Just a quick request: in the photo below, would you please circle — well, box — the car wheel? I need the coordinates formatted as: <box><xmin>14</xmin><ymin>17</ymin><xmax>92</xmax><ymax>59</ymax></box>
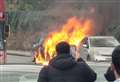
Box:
<box><xmin>87</xmin><ymin>55</ymin><xmax>91</xmax><ymax>61</ymax></box>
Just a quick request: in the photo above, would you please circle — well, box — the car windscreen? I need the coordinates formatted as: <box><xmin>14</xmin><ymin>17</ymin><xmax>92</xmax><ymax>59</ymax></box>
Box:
<box><xmin>90</xmin><ymin>37</ymin><xmax>119</xmax><ymax>47</ymax></box>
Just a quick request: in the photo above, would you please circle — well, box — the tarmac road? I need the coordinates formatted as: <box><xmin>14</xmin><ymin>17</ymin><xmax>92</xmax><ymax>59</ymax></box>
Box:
<box><xmin>2</xmin><ymin>51</ymin><xmax>111</xmax><ymax>82</ymax></box>
<box><xmin>3</xmin><ymin>56</ymin><xmax>111</xmax><ymax>82</ymax></box>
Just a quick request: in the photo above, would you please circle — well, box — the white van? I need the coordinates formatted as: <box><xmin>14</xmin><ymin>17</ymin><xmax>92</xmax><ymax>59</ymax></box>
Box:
<box><xmin>80</xmin><ymin>36</ymin><xmax>120</xmax><ymax>61</ymax></box>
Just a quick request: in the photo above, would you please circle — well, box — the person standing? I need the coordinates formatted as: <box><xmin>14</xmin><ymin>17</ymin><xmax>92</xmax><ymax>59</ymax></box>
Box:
<box><xmin>37</xmin><ymin>41</ymin><xmax>97</xmax><ymax>82</ymax></box>
<box><xmin>111</xmin><ymin>45</ymin><xmax>120</xmax><ymax>82</ymax></box>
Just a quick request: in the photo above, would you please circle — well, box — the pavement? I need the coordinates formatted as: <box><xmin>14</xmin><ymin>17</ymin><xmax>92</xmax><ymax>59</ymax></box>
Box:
<box><xmin>6</xmin><ymin>50</ymin><xmax>33</xmax><ymax>64</ymax></box>
<box><xmin>7</xmin><ymin>50</ymin><xmax>31</xmax><ymax>56</ymax></box>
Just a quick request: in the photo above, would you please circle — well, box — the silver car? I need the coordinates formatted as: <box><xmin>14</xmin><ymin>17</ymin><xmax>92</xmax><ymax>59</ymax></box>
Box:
<box><xmin>80</xmin><ymin>36</ymin><xmax>119</xmax><ymax>61</ymax></box>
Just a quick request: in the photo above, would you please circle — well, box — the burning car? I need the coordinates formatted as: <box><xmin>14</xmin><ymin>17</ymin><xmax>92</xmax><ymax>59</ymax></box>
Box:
<box><xmin>32</xmin><ymin>17</ymin><xmax>94</xmax><ymax>65</ymax></box>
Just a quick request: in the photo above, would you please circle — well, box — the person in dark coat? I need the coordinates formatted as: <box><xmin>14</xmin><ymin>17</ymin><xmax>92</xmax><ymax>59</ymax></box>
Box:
<box><xmin>104</xmin><ymin>45</ymin><xmax>120</xmax><ymax>82</ymax></box>
<box><xmin>104</xmin><ymin>66</ymin><xmax>115</xmax><ymax>82</ymax></box>
<box><xmin>112</xmin><ymin>45</ymin><xmax>120</xmax><ymax>82</ymax></box>
<box><xmin>37</xmin><ymin>41</ymin><xmax>97</xmax><ymax>82</ymax></box>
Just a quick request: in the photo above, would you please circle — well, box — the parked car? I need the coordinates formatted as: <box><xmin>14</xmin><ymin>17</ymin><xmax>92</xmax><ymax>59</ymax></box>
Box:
<box><xmin>80</xmin><ymin>36</ymin><xmax>120</xmax><ymax>61</ymax></box>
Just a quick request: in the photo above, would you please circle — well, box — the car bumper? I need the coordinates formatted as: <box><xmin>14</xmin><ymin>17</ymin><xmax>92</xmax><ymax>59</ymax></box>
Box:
<box><xmin>94</xmin><ymin>55</ymin><xmax>111</xmax><ymax>61</ymax></box>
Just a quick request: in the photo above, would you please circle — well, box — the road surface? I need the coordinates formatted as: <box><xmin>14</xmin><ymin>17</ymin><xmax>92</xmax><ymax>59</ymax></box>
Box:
<box><xmin>3</xmin><ymin>51</ymin><xmax>111</xmax><ymax>82</ymax></box>
<box><xmin>1</xmin><ymin>62</ymin><xmax>110</xmax><ymax>82</ymax></box>
<box><xmin>6</xmin><ymin>50</ymin><xmax>111</xmax><ymax>65</ymax></box>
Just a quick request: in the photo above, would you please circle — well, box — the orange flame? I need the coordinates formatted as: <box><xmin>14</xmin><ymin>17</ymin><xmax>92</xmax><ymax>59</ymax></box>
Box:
<box><xmin>35</xmin><ymin>16</ymin><xmax>93</xmax><ymax>65</ymax></box>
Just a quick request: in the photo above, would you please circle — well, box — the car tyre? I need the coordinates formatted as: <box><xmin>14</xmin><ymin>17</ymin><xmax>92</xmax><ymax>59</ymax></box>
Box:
<box><xmin>87</xmin><ymin>55</ymin><xmax>91</xmax><ymax>61</ymax></box>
